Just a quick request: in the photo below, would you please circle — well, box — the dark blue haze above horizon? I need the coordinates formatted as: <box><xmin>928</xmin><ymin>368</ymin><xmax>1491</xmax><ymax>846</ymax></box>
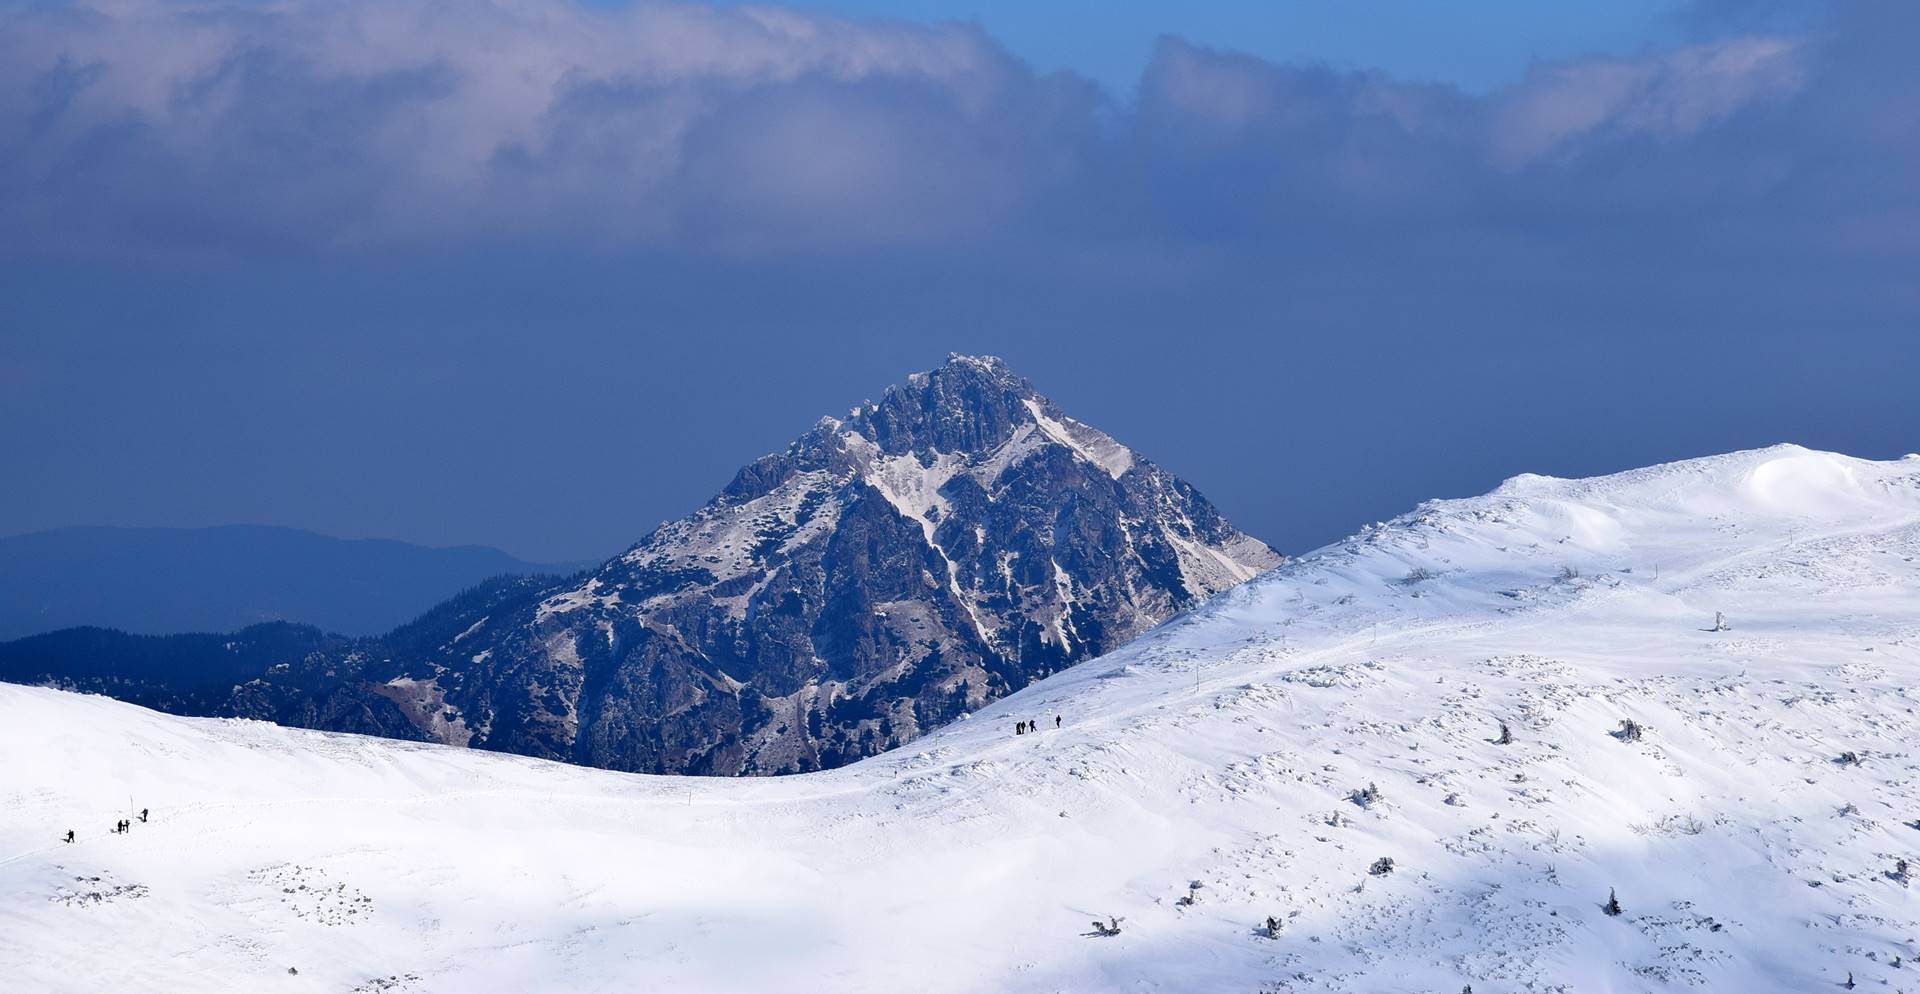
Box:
<box><xmin>0</xmin><ymin>0</ymin><xmax>1913</xmax><ymax>564</ymax></box>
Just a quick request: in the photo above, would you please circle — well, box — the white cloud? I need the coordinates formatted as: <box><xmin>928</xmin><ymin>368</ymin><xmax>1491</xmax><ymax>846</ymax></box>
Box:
<box><xmin>0</xmin><ymin>0</ymin><xmax>1062</xmax><ymax>252</ymax></box>
<box><xmin>0</xmin><ymin>0</ymin><xmax>1901</xmax><ymax>262</ymax></box>
<box><xmin>1490</xmin><ymin>36</ymin><xmax>1804</xmax><ymax>168</ymax></box>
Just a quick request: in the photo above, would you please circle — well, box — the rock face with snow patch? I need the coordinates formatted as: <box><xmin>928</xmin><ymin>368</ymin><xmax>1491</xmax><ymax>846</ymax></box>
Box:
<box><xmin>2</xmin><ymin>355</ymin><xmax>1279</xmax><ymax>775</ymax></box>
<box><xmin>390</xmin><ymin>355</ymin><xmax>1280</xmax><ymax>773</ymax></box>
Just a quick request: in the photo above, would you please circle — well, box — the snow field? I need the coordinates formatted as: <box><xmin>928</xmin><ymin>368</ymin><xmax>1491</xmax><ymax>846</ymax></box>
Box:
<box><xmin>5</xmin><ymin>444</ymin><xmax>1920</xmax><ymax>992</ymax></box>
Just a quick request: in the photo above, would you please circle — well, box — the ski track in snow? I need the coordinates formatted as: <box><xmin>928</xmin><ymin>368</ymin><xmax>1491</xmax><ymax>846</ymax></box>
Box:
<box><xmin>5</xmin><ymin>444</ymin><xmax>1920</xmax><ymax>992</ymax></box>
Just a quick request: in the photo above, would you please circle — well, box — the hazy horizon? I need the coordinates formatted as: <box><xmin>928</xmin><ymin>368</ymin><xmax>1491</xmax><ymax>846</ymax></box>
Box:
<box><xmin>3</xmin><ymin>0</ymin><xmax>1914</xmax><ymax>562</ymax></box>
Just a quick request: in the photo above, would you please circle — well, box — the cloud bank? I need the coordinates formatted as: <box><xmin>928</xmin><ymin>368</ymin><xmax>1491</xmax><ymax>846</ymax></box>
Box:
<box><xmin>2</xmin><ymin>0</ymin><xmax>1913</xmax><ymax>263</ymax></box>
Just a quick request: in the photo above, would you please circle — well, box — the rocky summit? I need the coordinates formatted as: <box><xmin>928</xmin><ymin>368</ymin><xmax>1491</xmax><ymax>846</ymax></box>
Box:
<box><xmin>370</xmin><ymin>355</ymin><xmax>1280</xmax><ymax>773</ymax></box>
<box><xmin>1</xmin><ymin>355</ymin><xmax>1280</xmax><ymax>774</ymax></box>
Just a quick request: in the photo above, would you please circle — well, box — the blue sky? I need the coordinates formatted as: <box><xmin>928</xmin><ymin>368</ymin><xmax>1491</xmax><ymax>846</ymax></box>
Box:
<box><xmin>0</xmin><ymin>0</ymin><xmax>1911</xmax><ymax>563</ymax></box>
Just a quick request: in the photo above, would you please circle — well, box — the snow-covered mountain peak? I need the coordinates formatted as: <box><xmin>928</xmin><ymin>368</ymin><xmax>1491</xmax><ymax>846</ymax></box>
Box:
<box><xmin>837</xmin><ymin>352</ymin><xmax>1050</xmax><ymax>459</ymax></box>
<box><xmin>480</xmin><ymin>356</ymin><xmax>1283</xmax><ymax>773</ymax></box>
<box><xmin>5</xmin><ymin>356</ymin><xmax>1277</xmax><ymax>778</ymax></box>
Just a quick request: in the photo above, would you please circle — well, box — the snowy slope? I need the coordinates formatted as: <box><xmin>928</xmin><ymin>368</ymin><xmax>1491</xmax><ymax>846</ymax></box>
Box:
<box><xmin>5</xmin><ymin>444</ymin><xmax>1920</xmax><ymax>993</ymax></box>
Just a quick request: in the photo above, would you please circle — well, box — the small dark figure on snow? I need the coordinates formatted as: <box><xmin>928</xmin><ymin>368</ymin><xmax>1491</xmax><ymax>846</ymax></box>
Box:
<box><xmin>1016</xmin><ymin>721</ymin><xmax>1026</xmax><ymax>735</ymax></box>
<box><xmin>1846</xmin><ymin>972</ymin><xmax>1855</xmax><ymax>990</ymax></box>
<box><xmin>1262</xmin><ymin>915</ymin><xmax>1280</xmax><ymax>938</ymax></box>
<box><xmin>1603</xmin><ymin>888</ymin><xmax>1623</xmax><ymax>916</ymax></box>
<box><xmin>1495</xmin><ymin>722</ymin><xmax>1513</xmax><ymax>745</ymax></box>
<box><xmin>1055</xmin><ymin>715</ymin><xmax>1062</xmax><ymax>729</ymax></box>
<box><xmin>140</xmin><ymin>808</ymin><xmax>149</xmax><ymax>823</ymax></box>
<box><xmin>1612</xmin><ymin>719</ymin><xmax>1643</xmax><ymax>743</ymax></box>
<box><xmin>64</xmin><ymin>830</ymin><xmax>74</xmax><ymax>844</ymax></box>
<box><xmin>1089</xmin><ymin>916</ymin><xmax>1122</xmax><ymax>937</ymax></box>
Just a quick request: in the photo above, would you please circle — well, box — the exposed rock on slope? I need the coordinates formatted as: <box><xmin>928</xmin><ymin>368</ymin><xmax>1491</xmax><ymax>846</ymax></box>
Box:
<box><xmin>375</xmin><ymin>354</ymin><xmax>1280</xmax><ymax>773</ymax></box>
<box><xmin>1</xmin><ymin>355</ymin><xmax>1280</xmax><ymax>775</ymax></box>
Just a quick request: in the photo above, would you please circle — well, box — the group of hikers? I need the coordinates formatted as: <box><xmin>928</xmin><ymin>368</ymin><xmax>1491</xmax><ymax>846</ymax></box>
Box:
<box><xmin>64</xmin><ymin>807</ymin><xmax>148</xmax><ymax>844</ymax></box>
<box><xmin>1014</xmin><ymin>715</ymin><xmax>1062</xmax><ymax>735</ymax></box>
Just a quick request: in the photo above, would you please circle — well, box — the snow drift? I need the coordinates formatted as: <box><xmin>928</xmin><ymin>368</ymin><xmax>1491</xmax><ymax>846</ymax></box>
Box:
<box><xmin>4</xmin><ymin>444</ymin><xmax>1919</xmax><ymax>992</ymax></box>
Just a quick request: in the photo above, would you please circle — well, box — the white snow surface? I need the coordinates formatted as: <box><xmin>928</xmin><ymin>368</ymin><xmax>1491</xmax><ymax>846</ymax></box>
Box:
<box><xmin>7</xmin><ymin>444</ymin><xmax>1920</xmax><ymax>992</ymax></box>
<box><xmin>1022</xmin><ymin>398</ymin><xmax>1136</xmax><ymax>480</ymax></box>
